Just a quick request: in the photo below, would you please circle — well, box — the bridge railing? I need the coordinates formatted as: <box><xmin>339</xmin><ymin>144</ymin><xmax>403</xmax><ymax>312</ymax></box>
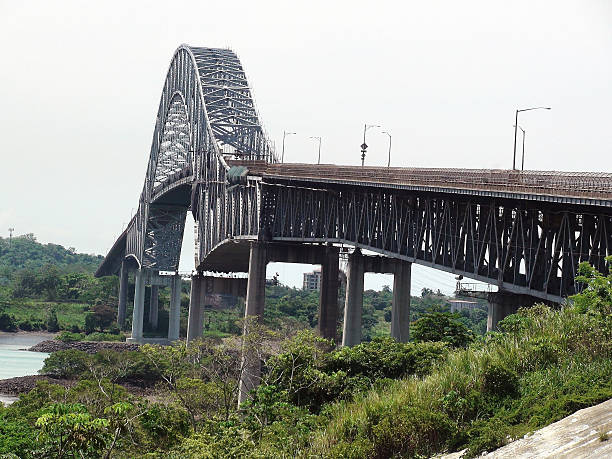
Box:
<box><xmin>260</xmin><ymin>164</ymin><xmax>612</xmax><ymax>201</ymax></box>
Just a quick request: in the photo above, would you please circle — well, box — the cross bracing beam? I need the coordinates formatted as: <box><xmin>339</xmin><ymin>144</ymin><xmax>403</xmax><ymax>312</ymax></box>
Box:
<box><xmin>259</xmin><ymin>182</ymin><xmax>612</xmax><ymax>302</ymax></box>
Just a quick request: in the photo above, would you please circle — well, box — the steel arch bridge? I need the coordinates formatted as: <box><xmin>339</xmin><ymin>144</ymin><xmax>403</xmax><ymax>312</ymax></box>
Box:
<box><xmin>96</xmin><ymin>45</ymin><xmax>612</xmax><ymax>355</ymax></box>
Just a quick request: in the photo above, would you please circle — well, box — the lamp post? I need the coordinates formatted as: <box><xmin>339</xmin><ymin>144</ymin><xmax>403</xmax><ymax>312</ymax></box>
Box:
<box><xmin>513</xmin><ymin>107</ymin><xmax>550</xmax><ymax>170</ymax></box>
<box><xmin>281</xmin><ymin>131</ymin><xmax>296</xmax><ymax>163</ymax></box>
<box><xmin>382</xmin><ymin>131</ymin><xmax>392</xmax><ymax>167</ymax></box>
<box><xmin>515</xmin><ymin>125</ymin><xmax>526</xmax><ymax>171</ymax></box>
<box><xmin>309</xmin><ymin>136</ymin><xmax>322</xmax><ymax>164</ymax></box>
<box><xmin>361</xmin><ymin>124</ymin><xmax>380</xmax><ymax>166</ymax></box>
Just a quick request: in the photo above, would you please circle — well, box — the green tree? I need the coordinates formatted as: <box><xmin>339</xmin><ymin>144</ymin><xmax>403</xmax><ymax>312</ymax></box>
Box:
<box><xmin>412</xmin><ymin>311</ymin><xmax>474</xmax><ymax>348</ymax></box>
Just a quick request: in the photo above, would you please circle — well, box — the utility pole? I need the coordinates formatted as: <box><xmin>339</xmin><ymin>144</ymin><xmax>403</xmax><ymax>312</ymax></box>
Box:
<box><xmin>8</xmin><ymin>228</ymin><xmax>14</xmax><ymax>245</ymax></box>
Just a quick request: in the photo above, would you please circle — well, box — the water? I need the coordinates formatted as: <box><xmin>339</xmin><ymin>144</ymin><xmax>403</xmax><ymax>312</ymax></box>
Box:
<box><xmin>0</xmin><ymin>332</ymin><xmax>52</xmax><ymax>404</ymax></box>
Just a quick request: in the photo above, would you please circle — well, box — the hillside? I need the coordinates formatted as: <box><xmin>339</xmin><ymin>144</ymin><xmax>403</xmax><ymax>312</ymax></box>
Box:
<box><xmin>0</xmin><ymin>234</ymin><xmax>103</xmax><ymax>282</ymax></box>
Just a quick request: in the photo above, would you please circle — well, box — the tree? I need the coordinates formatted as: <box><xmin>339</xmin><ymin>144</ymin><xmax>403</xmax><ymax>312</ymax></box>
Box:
<box><xmin>411</xmin><ymin>311</ymin><xmax>474</xmax><ymax>348</ymax></box>
<box><xmin>46</xmin><ymin>307</ymin><xmax>60</xmax><ymax>332</ymax></box>
<box><xmin>85</xmin><ymin>303</ymin><xmax>116</xmax><ymax>333</ymax></box>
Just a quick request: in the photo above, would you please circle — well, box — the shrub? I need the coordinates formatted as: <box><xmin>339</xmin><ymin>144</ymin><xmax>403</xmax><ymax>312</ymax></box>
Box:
<box><xmin>0</xmin><ymin>312</ymin><xmax>18</xmax><ymax>332</ymax></box>
<box><xmin>40</xmin><ymin>349</ymin><xmax>90</xmax><ymax>378</ymax></box>
<box><xmin>412</xmin><ymin>311</ymin><xmax>474</xmax><ymax>348</ymax></box>
<box><xmin>46</xmin><ymin>308</ymin><xmax>60</xmax><ymax>332</ymax></box>
<box><xmin>56</xmin><ymin>331</ymin><xmax>85</xmax><ymax>342</ymax></box>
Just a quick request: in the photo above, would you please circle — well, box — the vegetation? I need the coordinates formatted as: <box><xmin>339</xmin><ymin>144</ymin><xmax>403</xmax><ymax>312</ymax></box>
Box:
<box><xmin>2</xmin><ymin>234</ymin><xmax>609</xmax><ymax>457</ymax></box>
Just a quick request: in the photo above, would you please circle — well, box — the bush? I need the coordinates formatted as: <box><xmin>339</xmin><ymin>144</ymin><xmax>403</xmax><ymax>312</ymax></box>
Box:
<box><xmin>412</xmin><ymin>311</ymin><xmax>474</xmax><ymax>348</ymax></box>
<box><xmin>46</xmin><ymin>308</ymin><xmax>60</xmax><ymax>332</ymax></box>
<box><xmin>56</xmin><ymin>331</ymin><xmax>85</xmax><ymax>342</ymax></box>
<box><xmin>0</xmin><ymin>312</ymin><xmax>18</xmax><ymax>332</ymax></box>
<box><xmin>84</xmin><ymin>332</ymin><xmax>125</xmax><ymax>342</ymax></box>
<box><xmin>40</xmin><ymin>349</ymin><xmax>90</xmax><ymax>378</ymax></box>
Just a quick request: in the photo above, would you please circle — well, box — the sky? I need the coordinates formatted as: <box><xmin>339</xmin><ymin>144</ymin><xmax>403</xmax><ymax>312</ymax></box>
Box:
<box><xmin>1</xmin><ymin>0</ymin><xmax>611</xmax><ymax>293</ymax></box>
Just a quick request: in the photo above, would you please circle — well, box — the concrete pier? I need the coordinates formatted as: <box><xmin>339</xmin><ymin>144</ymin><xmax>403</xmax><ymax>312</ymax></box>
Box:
<box><xmin>167</xmin><ymin>274</ymin><xmax>182</xmax><ymax>341</ymax></box>
<box><xmin>130</xmin><ymin>268</ymin><xmax>145</xmax><ymax>341</ymax></box>
<box><xmin>238</xmin><ymin>242</ymin><xmax>268</xmax><ymax>406</ymax></box>
<box><xmin>342</xmin><ymin>249</ymin><xmax>364</xmax><ymax>347</ymax></box>
<box><xmin>149</xmin><ymin>285</ymin><xmax>159</xmax><ymax>330</ymax></box>
<box><xmin>487</xmin><ymin>291</ymin><xmax>538</xmax><ymax>331</ymax></box>
<box><xmin>117</xmin><ymin>261</ymin><xmax>128</xmax><ymax>328</ymax></box>
<box><xmin>186</xmin><ymin>275</ymin><xmax>203</xmax><ymax>343</ymax></box>
<box><xmin>391</xmin><ymin>260</ymin><xmax>411</xmax><ymax>343</ymax></box>
<box><xmin>318</xmin><ymin>246</ymin><xmax>340</xmax><ymax>342</ymax></box>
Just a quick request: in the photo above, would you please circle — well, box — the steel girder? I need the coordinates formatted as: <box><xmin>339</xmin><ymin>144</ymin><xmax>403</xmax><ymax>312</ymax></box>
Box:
<box><xmin>116</xmin><ymin>45</ymin><xmax>275</xmax><ymax>273</ymax></box>
<box><xmin>260</xmin><ymin>183</ymin><xmax>612</xmax><ymax>302</ymax></box>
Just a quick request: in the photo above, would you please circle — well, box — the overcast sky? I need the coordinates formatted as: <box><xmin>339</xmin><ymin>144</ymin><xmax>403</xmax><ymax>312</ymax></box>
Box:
<box><xmin>1</xmin><ymin>0</ymin><xmax>611</xmax><ymax>292</ymax></box>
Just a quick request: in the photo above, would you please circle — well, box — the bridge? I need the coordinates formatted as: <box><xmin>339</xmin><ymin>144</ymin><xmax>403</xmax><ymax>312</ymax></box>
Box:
<box><xmin>95</xmin><ymin>45</ymin><xmax>612</xmax><ymax>402</ymax></box>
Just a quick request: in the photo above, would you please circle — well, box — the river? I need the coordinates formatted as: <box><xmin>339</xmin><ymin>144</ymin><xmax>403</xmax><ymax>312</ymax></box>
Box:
<box><xmin>0</xmin><ymin>332</ymin><xmax>52</xmax><ymax>404</ymax></box>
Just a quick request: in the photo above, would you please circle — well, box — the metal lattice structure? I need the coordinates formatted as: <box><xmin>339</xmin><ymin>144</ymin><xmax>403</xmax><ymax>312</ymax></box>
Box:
<box><xmin>97</xmin><ymin>45</ymin><xmax>612</xmax><ymax>304</ymax></box>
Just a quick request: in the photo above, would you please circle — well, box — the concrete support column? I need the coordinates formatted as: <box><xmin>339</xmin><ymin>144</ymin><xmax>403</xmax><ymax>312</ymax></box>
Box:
<box><xmin>186</xmin><ymin>275</ymin><xmax>203</xmax><ymax>343</ymax></box>
<box><xmin>238</xmin><ymin>242</ymin><xmax>268</xmax><ymax>406</ymax></box>
<box><xmin>130</xmin><ymin>268</ymin><xmax>145</xmax><ymax>341</ymax></box>
<box><xmin>486</xmin><ymin>291</ymin><xmax>537</xmax><ymax>332</ymax></box>
<box><xmin>168</xmin><ymin>274</ymin><xmax>182</xmax><ymax>341</ymax></box>
<box><xmin>149</xmin><ymin>285</ymin><xmax>159</xmax><ymax>330</ymax></box>
<box><xmin>391</xmin><ymin>260</ymin><xmax>411</xmax><ymax>343</ymax></box>
<box><xmin>342</xmin><ymin>249</ymin><xmax>364</xmax><ymax>347</ymax></box>
<box><xmin>117</xmin><ymin>261</ymin><xmax>128</xmax><ymax>328</ymax></box>
<box><xmin>318</xmin><ymin>246</ymin><xmax>340</xmax><ymax>342</ymax></box>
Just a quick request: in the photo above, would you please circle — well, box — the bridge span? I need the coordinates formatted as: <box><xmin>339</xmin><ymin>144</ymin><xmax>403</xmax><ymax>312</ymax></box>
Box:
<box><xmin>95</xmin><ymin>45</ymin><xmax>612</xmax><ymax>403</ymax></box>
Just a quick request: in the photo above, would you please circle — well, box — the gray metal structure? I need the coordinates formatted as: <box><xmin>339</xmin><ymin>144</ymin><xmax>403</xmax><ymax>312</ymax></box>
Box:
<box><xmin>96</xmin><ymin>45</ymin><xmax>612</xmax><ymax>343</ymax></box>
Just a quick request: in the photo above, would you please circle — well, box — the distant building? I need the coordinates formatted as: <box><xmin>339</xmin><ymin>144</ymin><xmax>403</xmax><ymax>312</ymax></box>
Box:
<box><xmin>449</xmin><ymin>299</ymin><xmax>480</xmax><ymax>313</ymax></box>
<box><xmin>303</xmin><ymin>269</ymin><xmax>321</xmax><ymax>291</ymax></box>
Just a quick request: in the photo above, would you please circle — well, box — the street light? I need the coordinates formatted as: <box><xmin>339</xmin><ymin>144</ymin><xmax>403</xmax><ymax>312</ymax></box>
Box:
<box><xmin>513</xmin><ymin>125</ymin><xmax>526</xmax><ymax>171</ymax></box>
<box><xmin>309</xmin><ymin>136</ymin><xmax>322</xmax><ymax>164</ymax></box>
<box><xmin>513</xmin><ymin>107</ymin><xmax>550</xmax><ymax>170</ymax></box>
<box><xmin>281</xmin><ymin>130</ymin><xmax>296</xmax><ymax>163</ymax></box>
<box><xmin>361</xmin><ymin>124</ymin><xmax>380</xmax><ymax>166</ymax></box>
<box><xmin>382</xmin><ymin>131</ymin><xmax>392</xmax><ymax>167</ymax></box>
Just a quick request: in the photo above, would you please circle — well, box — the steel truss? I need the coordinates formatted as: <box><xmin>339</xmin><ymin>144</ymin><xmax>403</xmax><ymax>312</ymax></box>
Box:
<box><xmin>261</xmin><ymin>184</ymin><xmax>612</xmax><ymax>302</ymax></box>
<box><xmin>121</xmin><ymin>45</ymin><xmax>275</xmax><ymax>271</ymax></box>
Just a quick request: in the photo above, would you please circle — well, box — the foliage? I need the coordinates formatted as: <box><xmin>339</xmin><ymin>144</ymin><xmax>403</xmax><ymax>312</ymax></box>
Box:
<box><xmin>307</xmin><ymin>261</ymin><xmax>612</xmax><ymax>458</ymax></box>
<box><xmin>265</xmin><ymin>330</ymin><xmax>447</xmax><ymax>411</ymax></box>
<box><xmin>412</xmin><ymin>311</ymin><xmax>474</xmax><ymax>348</ymax></box>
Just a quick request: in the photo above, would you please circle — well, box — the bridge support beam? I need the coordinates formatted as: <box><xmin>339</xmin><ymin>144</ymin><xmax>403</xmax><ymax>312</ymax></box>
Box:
<box><xmin>168</xmin><ymin>274</ymin><xmax>182</xmax><ymax>341</ymax></box>
<box><xmin>187</xmin><ymin>275</ymin><xmax>204</xmax><ymax>343</ymax></box>
<box><xmin>130</xmin><ymin>269</ymin><xmax>145</xmax><ymax>342</ymax></box>
<box><xmin>238</xmin><ymin>242</ymin><xmax>267</xmax><ymax>406</ymax></box>
<box><xmin>117</xmin><ymin>261</ymin><xmax>128</xmax><ymax>328</ymax></box>
<box><xmin>487</xmin><ymin>291</ymin><xmax>538</xmax><ymax>332</ymax></box>
<box><xmin>391</xmin><ymin>261</ymin><xmax>411</xmax><ymax>343</ymax></box>
<box><xmin>319</xmin><ymin>246</ymin><xmax>340</xmax><ymax>342</ymax></box>
<box><xmin>149</xmin><ymin>285</ymin><xmax>159</xmax><ymax>330</ymax></box>
<box><xmin>342</xmin><ymin>249</ymin><xmax>364</xmax><ymax>347</ymax></box>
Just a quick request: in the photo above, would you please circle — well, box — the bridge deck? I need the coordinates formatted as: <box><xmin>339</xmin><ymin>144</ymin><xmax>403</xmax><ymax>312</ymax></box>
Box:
<box><xmin>233</xmin><ymin>161</ymin><xmax>612</xmax><ymax>206</ymax></box>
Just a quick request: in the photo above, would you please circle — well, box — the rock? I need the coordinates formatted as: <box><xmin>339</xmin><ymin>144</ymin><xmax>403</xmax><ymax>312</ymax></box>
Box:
<box><xmin>482</xmin><ymin>398</ymin><xmax>612</xmax><ymax>458</ymax></box>
<box><xmin>28</xmin><ymin>340</ymin><xmax>140</xmax><ymax>354</ymax></box>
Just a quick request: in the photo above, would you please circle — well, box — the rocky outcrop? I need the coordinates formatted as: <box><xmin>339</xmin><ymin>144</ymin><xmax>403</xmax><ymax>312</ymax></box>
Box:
<box><xmin>29</xmin><ymin>340</ymin><xmax>140</xmax><ymax>354</ymax></box>
<box><xmin>0</xmin><ymin>375</ymin><xmax>73</xmax><ymax>395</ymax></box>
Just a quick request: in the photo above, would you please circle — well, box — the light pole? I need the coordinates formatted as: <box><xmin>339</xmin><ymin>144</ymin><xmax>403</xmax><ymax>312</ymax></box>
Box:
<box><xmin>361</xmin><ymin>124</ymin><xmax>380</xmax><ymax>166</ymax></box>
<box><xmin>281</xmin><ymin>130</ymin><xmax>296</xmax><ymax>163</ymax></box>
<box><xmin>513</xmin><ymin>107</ymin><xmax>550</xmax><ymax>170</ymax></box>
<box><xmin>515</xmin><ymin>125</ymin><xmax>526</xmax><ymax>171</ymax></box>
<box><xmin>309</xmin><ymin>136</ymin><xmax>322</xmax><ymax>164</ymax></box>
<box><xmin>382</xmin><ymin>131</ymin><xmax>392</xmax><ymax>167</ymax></box>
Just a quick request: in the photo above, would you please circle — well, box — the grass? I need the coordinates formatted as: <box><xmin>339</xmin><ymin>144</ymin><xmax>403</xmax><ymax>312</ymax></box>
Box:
<box><xmin>3</xmin><ymin>299</ymin><xmax>87</xmax><ymax>330</ymax></box>
<box><xmin>306</xmin><ymin>303</ymin><xmax>612</xmax><ymax>458</ymax></box>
